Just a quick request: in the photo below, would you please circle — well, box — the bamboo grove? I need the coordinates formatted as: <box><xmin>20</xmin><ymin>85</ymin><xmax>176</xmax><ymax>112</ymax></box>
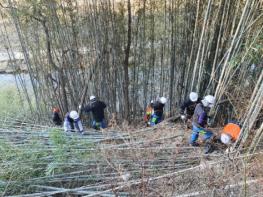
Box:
<box><xmin>0</xmin><ymin>0</ymin><xmax>262</xmax><ymax>145</ymax></box>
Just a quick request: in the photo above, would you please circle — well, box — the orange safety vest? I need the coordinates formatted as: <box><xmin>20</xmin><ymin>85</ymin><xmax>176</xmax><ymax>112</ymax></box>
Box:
<box><xmin>144</xmin><ymin>106</ymin><xmax>153</xmax><ymax>122</ymax></box>
<box><xmin>222</xmin><ymin>123</ymin><xmax>241</xmax><ymax>141</ymax></box>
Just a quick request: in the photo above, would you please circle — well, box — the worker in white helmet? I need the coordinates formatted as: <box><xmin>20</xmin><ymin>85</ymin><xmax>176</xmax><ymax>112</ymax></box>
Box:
<box><xmin>82</xmin><ymin>95</ymin><xmax>107</xmax><ymax>130</ymax></box>
<box><xmin>149</xmin><ymin>97</ymin><xmax>167</xmax><ymax>126</ymax></box>
<box><xmin>190</xmin><ymin>95</ymin><xmax>215</xmax><ymax>146</ymax></box>
<box><xmin>63</xmin><ymin>110</ymin><xmax>84</xmax><ymax>133</ymax></box>
<box><xmin>220</xmin><ymin>121</ymin><xmax>241</xmax><ymax>144</ymax></box>
<box><xmin>180</xmin><ymin>92</ymin><xmax>201</xmax><ymax>121</ymax></box>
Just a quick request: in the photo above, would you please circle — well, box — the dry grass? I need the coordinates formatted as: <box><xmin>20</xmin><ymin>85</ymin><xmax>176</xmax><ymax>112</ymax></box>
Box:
<box><xmin>0</xmin><ymin>118</ymin><xmax>262</xmax><ymax>196</ymax></box>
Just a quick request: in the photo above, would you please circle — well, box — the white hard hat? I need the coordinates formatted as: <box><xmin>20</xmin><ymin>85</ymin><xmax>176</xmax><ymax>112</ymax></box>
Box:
<box><xmin>202</xmin><ymin>95</ymin><xmax>215</xmax><ymax>107</ymax></box>
<box><xmin>69</xmin><ymin>110</ymin><xmax>79</xmax><ymax>120</ymax></box>
<box><xmin>159</xmin><ymin>97</ymin><xmax>167</xmax><ymax>104</ymax></box>
<box><xmin>189</xmin><ymin>92</ymin><xmax>198</xmax><ymax>102</ymax></box>
<box><xmin>90</xmin><ymin>95</ymin><xmax>96</xmax><ymax>101</ymax></box>
<box><xmin>150</xmin><ymin>100</ymin><xmax>154</xmax><ymax>104</ymax></box>
<box><xmin>221</xmin><ymin>133</ymin><xmax>231</xmax><ymax>144</ymax></box>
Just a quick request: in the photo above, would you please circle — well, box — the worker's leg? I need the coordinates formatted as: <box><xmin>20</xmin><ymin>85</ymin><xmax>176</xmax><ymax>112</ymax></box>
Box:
<box><xmin>92</xmin><ymin>120</ymin><xmax>100</xmax><ymax>130</ymax></box>
<box><xmin>150</xmin><ymin>114</ymin><xmax>158</xmax><ymax>126</ymax></box>
<box><xmin>190</xmin><ymin>125</ymin><xmax>200</xmax><ymax>145</ymax></box>
<box><xmin>101</xmin><ymin>119</ymin><xmax>107</xmax><ymax>129</ymax></box>
<box><xmin>203</xmin><ymin>129</ymin><xmax>213</xmax><ymax>141</ymax></box>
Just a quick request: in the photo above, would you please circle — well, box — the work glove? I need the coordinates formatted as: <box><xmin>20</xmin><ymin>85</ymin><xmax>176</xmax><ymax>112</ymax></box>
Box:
<box><xmin>181</xmin><ymin>115</ymin><xmax>186</xmax><ymax>121</ymax></box>
<box><xmin>207</xmin><ymin>117</ymin><xmax>214</xmax><ymax>127</ymax></box>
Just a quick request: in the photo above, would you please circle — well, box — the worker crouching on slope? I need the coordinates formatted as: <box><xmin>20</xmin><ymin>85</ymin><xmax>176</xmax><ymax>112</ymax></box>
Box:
<box><xmin>52</xmin><ymin>107</ymin><xmax>62</xmax><ymax>126</ymax></box>
<box><xmin>83</xmin><ymin>96</ymin><xmax>107</xmax><ymax>130</ymax></box>
<box><xmin>180</xmin><ymin>92</ymin><xmax>200</xmax><ymax>121</ymax></box>
<box><xmin>64</xmin><ymin>110</ymin><xmax>84</xmax><ymax>134</ymax></box>
<box><xmin>220</xmin><ymin>121</ymin><xmax>241</xmax><ymax>145</ymax></box>
<box><xmin>150</xmin><ymin>97</ymin><xmax>167</xmax><ymax>126</ymax></box>
<box><xmin>190</xmin><ymin>95</ymin><xmax>215</xmax><ymax>146</ymax></box>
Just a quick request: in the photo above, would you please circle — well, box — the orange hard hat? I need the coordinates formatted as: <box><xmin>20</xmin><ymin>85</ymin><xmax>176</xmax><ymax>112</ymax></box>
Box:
<box><xmin>53</xmin><ymin>107</ymin><xmax>60</xmax><ymax>113</ymax></box>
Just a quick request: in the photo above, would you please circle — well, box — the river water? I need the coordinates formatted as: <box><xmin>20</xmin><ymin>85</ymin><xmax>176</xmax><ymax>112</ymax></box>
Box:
<box><xmin>0</xmin><ymin>74</ymin><xmax>31</xmax><ymax>88</ymax></box>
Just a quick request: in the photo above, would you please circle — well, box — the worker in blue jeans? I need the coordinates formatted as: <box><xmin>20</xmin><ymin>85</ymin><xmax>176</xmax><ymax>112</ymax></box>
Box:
<box><xmin>190</xmin><ymin>95</ymin><xmax>215</xmax><ymax>146</ymax></box>
<box><xmin>190</xmin><ymin>125</ymin><xmax>213</xmax><ymax>145</ymax></box>
<box><xmin>92</xmin><ymin>119</ymin><xmax>107</xmax><ymax>130</ymax></box>
<box><xmin>82</xmin><ymin>95</ymin><xmax>107</xmax><ymax>130</ymax></box>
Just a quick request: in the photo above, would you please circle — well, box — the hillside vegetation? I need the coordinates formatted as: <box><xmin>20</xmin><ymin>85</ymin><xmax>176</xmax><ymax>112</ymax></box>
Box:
<box><xmin>0</xmin><ymin>0</ymin><xmax>262</xmax><ymax>196</ymax></box>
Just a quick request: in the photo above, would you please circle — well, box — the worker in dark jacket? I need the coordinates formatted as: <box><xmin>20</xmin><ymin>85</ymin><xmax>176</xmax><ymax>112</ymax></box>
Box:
<box><xmin>52</xmin><ymin>107</ymin><xmax>62</xmax><ymax>126</ymax></box>
<box><xmin>150</xmin><ymin>97</ymin><xmax>167</xmax><ymax>126</ymax></box>
<box><xmin>83</xmin><ymin>96</ymin><xmax>107</xmax><ymax>130</ymax></box>
<box><xmin>190</xmin><ymin>95</ymin><xmax>215</xmax><ymax>146</ymax></box>
<box><xmin>180</xmin><ymin>92</ymin><xmax>201</xmax><ymax>121</ymax></box>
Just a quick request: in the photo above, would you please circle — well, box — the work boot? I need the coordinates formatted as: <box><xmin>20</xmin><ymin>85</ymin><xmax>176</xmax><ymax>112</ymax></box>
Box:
<box><xmin>190</xmin><ymin>142</ymin><xmax>199</xmax><ymax>147</ymax></box>
<box><xmin>204</xmin><ymin>142</ymin><xmax>214</xmax><ymax>154</ymax></box>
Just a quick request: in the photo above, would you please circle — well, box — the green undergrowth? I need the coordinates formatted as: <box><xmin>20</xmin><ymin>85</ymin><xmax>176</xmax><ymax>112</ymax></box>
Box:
<box><xmin>0</xmin><ymin>86</ymin><xmax>31</xmax><ymax>120</ymax></box>
<box><xmin>0</xmin><ymin>128</ymin><xmax>96</xmax><ymax>196</ymax></box>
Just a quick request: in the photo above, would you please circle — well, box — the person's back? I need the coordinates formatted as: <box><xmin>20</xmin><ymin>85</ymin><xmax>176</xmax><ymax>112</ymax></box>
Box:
<box><xmin>153</xmin><ymin>101</ymin><xmax>165</xmax><ymax>117</ymax></box>
<box><xmin>64</xmin><ymin>111</ymin><xmax>83</xmax><ymax>133</ymax></box>
<box><xmin>85</xmin><ymin>100</ymin><xmax>106</xmax><ymax>122</ymax></box>
<box><xmin>83</xmin><ymin>96</ymin><xmax>107</xmax><ymax>129</ymax></box>
<box><xmin>64</xmin><ymin>112</ymin><xmax>74</xmax><ymax>130</ymax></box>
<box><xmin>192</xmin><ymin>103</ymin><xmax>207</xmax><ymax>128</ymax></box>
<box><xmin>64</xmin><ymin>112</ymin><xmax>74</xmax><ymax>122</ymax></box>
<box><xmin>52</xmin><ymin>107</ymin><xmax>62</xmax><ymax>126</ymax></box>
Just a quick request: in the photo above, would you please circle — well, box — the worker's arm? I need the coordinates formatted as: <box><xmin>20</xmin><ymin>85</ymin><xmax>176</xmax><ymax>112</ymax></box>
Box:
<box><xmin>74</xmin><ymin>119</ymin><xmax>83</xmax><ymax>133</ymax></box>
<box><xmin>180</xmin><ymin>100</ymin><xmax>191</xmax><ymax>114</ymax></box>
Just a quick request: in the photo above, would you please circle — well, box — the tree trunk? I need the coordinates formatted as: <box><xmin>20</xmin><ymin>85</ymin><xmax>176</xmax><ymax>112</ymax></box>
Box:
<box><xmin>123</xmin><ymin>0</ymin><xmax>132</xmax><ymax>121</ymax></box>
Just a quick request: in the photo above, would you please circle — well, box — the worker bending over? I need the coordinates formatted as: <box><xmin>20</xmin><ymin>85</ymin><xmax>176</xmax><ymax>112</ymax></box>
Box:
<box><xmin>52</xmin><ymin>107</ymin><xmax>62</xmax><ymax>126</ymax></box>
<box><xmin>150</xmin><ymin>97</ymin><xmax>167</xmax><ymax>126</ymax></box>
<box><xmin>83</xmin><ymin>96</ymin><xmax>107</xmax><ymax>130</ymax></box>
<box><xmin>190</xmin><ymin>95</ymin><xmax>215</xmax><ymax>146</ymax></box>
<box><xmin>180</xmin><ymin>92</ymin><xmax>200</xmax><ymax>121</ymax></box>
<box><xmin>64</xmin><ymin>110</ymin><xmax>84</xmax><ymax>133</ymax></box>
<box><xmin>220</xmin><ymin>121</ymin><xmax>241</xmax><ymax>144</ymax></box>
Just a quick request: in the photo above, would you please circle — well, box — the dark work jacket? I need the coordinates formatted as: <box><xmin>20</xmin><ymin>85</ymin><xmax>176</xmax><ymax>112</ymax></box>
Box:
<box><xmin>152</xmin><ymin>101</ymin><xmax>165</xmax><ymax>117</ymax></box>
<box><xmin>180</xmin><ymin>98</ymin><xmax>201</xmax><ymax>116</ymax></box>
<box><xmin>52</xmin><ymin>112</ymin><xmax>62</xmax><ymax>126</ymax></box>
<box><xmin>83</xmin><ymin>100</ymin><xmax>106</xmax><ymax>122</ymax></box>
